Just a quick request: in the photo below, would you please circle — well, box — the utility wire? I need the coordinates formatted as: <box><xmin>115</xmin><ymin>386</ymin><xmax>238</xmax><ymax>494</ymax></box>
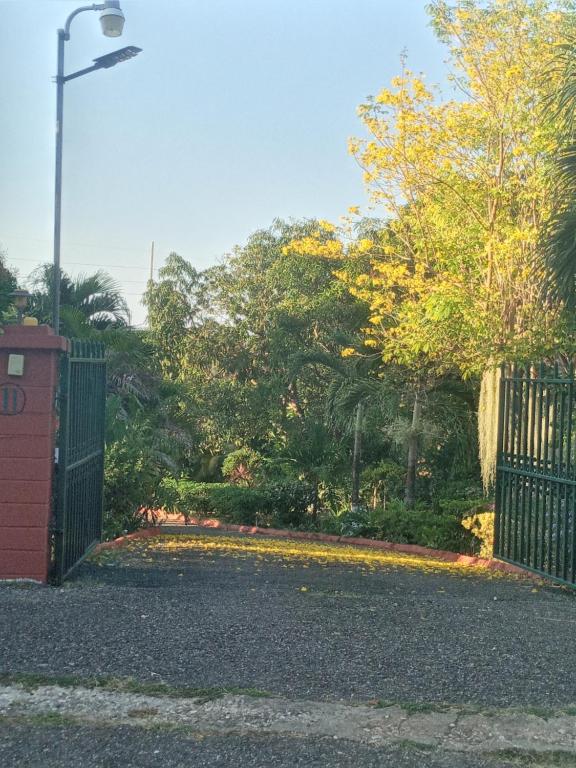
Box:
<box><xmin>9</xmin><ymin>257</ymin><xmax>151</xmax><ymax>270</ymax></box>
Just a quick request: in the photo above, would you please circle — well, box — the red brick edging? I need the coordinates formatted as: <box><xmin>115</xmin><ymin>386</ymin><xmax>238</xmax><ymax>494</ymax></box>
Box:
<box><xmin>94</xmin><ymin>527</ymin><xmax>162</xmax><ymax>554</ymax></box>
<box><xmin>99</xmin><ymin>514</ymin><xmax>528</xmax><ymax>579</ymax></box>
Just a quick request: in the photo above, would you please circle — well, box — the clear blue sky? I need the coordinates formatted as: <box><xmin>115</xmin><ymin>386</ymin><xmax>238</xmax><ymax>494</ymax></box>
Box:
<box><xmin>0</xmin><ymin>0</ymin><xmax>448</xmax><ymax>325</ymax></box>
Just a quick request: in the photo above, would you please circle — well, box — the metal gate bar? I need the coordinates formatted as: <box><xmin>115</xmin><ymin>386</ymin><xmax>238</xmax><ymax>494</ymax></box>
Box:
<box><xmin>495</xmin><ymin>363</ymin><xmax>576</xmax><ymax>586</ymax></box>
<box><xmin>52</xmin><ymin>339</ymin><xmax>106</xmax><ymax>584</ymax></box>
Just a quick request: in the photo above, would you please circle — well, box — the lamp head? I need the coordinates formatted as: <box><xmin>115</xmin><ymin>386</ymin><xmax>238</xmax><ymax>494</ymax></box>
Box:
<box><xmin>100</xmin><ymin>1</ymin><xmax>125</xmax><ymax>37</ymax></box>
<box><xmin>9</xmin><ymin>290</ymin><xmax>30</xmax><ymax>311</ymax></box>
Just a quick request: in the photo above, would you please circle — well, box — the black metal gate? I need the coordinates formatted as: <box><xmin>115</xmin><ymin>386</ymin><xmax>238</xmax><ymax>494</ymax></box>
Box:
<box><xmin>495</xmin><ymin>363</ymin><xmax>576</xmax><ymax>585</ymax></box>
<box><xmin>51</xmin><ymin>339</ymin><xmax>106</xmax><ymax>584</ymax></box>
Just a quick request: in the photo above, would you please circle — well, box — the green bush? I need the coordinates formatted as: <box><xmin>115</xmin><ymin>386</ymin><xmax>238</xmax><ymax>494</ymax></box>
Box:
<box><xmin>160</xmin><ymin>478</ymin><xmax>314</xmax><ymax>528</ymax></box>
<box><xmin>338</xmin><ymin>506</ymin><xmax>376</xmax><ymax>538</ymax></box>
<box><xmin>433</xmin><ymin>497</ymin><xmax>486</xmax><ymax>516</ymax></box>
<box><xmin>222</xmin><ymin>447</ymin><xmax>264</xmax><ymax>486</ymax></box>
<box><xmin>265</xmin><ymin>481</ymin><xmax>315</xmax><ymax>528</ymax></box>
<box><xmin>327</xmin><ymin>499</ymin><xmax>478</xmax><ymax>554</ymax></box>
<box><xmin>372</xmin><ymin>500</ymin><xmax>476</xmax><ymax>553</ymax></box>
<box><xmin>158</xmin><ymin>479</ymin><xmax>229</xmax><ymax>520</ymax></box>
<box><xmin>210</xmin><ymin>485</ymin><xmax>269</xmax><ymax>525</ymax></box>
<box><xmin>104</xmin><ymin>435</ymin><xmax>166</xmax><ymax>540</ymax></box>
<box><xmin>154</xmin><ymin>476</ymin><xmax>181</xmax><ymax>513</ymax></box>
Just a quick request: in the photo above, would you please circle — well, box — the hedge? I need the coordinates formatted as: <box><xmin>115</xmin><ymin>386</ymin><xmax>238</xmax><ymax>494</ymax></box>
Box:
<box><xmin>158</xmin><ymin>478</ymin><xmax>314</xmax><ymax>528</ymax></box>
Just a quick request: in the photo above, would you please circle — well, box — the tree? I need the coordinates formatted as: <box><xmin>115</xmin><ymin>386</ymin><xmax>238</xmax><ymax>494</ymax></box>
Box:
<box><xmin>289</xmin><ymin>350</ymin><xmax>373</xmax><ymax>510</ymax></box>
<box><xmin>144</xmin><ymin>220</ymin><xmax>368</xmax><ymax>464</ymax></box>
<box><xmin>29</xmin><ymin>265</ymin><xmax>129</xmax><ymax>335</ymax></box>
<box><xmin>0</xmin><ymin>248</ymin><xmax>17</xmax><ymax>322</ymax></box>
<box><xmin>144</xmin><ymin>253</ymin><xmax>207</xmax><ymax>379</ymax></box>
<box><xmin>543</xmin><ymin>32</ymin><xmax>576</xmax><ymax>310</ymax></box>
<box><xmin>292</xmin><ymin>0</ymin><xmax>576</xmax><ymax>492</ymax></box>
<box><xmin>343</xmin><ymin>1</ymin><xmax>574</xmax><ymax>378</ymax></box>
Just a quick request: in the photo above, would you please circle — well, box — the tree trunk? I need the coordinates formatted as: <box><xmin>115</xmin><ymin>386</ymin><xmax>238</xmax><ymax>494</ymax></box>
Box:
<box><xmin>351</xmin><ymin>402</ymin><xmax>363</xmax><ymax>511</ymax></box>
<box><xmin>404</xmin><ymin>391</ymin><xmax>421</xmax><ymax>509</ymax></box>
<box><xmin>478</xmin><ymin>365</ymin><xmax>501</xmax><ymax>493</ymax></box>
<box><xmin>311</xmin><ymin>482</ymin><xmax>319</xmax><ymax>522</ymax></box>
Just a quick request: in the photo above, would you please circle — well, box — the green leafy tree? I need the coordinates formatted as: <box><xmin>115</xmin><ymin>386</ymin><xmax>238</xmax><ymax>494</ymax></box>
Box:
<box><xmin>144</xmin><ymin>220</ymin><xmax>368</xmax><ymax>468</ymax></box>
<box><xmin>0</xmin><ymin>249</ymin><xmax>17</xmax><ymax>322</ymax></box>
<box><xmin>144</xmin><ymin>253</ymin><xmax>207</xmax><ymax>379</ymax></box>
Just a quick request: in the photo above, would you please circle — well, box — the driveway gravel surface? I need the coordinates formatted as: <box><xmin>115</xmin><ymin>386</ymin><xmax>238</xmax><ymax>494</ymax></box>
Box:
<box><xmin>0</xmin><ymin>722</ymin><xmax>555</xmax><ymax>768</ymax></box>
<box><xmin>1</xmin><ymin>527</ymin><xmax>576</xmax><ymax>766</ymax></box>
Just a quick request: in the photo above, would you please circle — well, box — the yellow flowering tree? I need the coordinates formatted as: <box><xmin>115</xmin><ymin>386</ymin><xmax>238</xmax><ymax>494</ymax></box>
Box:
<box><xmin>287</xmin><ymin>1</ymin><xmax>576</xmax><ymax>495</ymax></box>
<box><xmin>346</xmin><ymin>0</ymin><xmax>573</xmax><ymax>378</ymax></box>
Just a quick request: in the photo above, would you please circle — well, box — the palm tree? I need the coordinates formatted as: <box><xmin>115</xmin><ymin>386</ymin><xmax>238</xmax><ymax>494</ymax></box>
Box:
<box><xmin>28</xmin><ymin>264</ymin><xmax>130</xmax><ymax>335</ymax></box>
<box><xmin>544</xmin><ymin>37</ymin><xmax>576</xmax><ymax>309</ymax></box>
<box><xmin>289</xmin><ymin>350</ymin><xmax>379</xmax><ymax>510</ymax></box>
<box><xmin>290</xmin><ymin>350</ymin><xmax>478</xmax><ymax>509</ymax></box>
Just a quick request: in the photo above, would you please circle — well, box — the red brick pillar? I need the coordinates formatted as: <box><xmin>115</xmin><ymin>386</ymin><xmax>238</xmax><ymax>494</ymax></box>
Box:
<box><xmin>0</xmin><ymin>325</ymin><xmax>69</xmax><ymax>582</ymax></box>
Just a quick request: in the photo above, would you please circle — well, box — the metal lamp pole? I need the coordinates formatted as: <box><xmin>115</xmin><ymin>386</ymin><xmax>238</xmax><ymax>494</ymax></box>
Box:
<box><xmin>52</xmin><ymin>1</ymin><xmax>140</xmax><ymax>334</ymax></box>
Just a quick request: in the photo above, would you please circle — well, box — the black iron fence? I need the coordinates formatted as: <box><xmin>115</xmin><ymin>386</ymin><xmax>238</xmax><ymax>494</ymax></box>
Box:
<box><xmin>51</xmin><ymin>339</ymin><xmax>106</xmax><ymax>584</ymax></box>
<box><xmin>495</xmin><ymin>363</ymin><xmax>576</xmax><ymax>585</ymax></box>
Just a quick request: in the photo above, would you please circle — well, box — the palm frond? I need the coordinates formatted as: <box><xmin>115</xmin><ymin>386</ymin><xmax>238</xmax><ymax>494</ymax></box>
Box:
<box><xmin>543</xmin><ymin>205</ymin><xmax>576</xmax><ymax>309</ymax></box>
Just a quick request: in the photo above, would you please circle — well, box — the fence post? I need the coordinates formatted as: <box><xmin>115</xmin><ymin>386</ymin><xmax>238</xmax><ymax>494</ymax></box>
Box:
<box><xmin>0</xmin><ymin>325</ymin><xmax>69</xmax><ymax>582</ymax></box>
<box><xmin>494</xmin><ymin>364</ymin><xmax>506</xmax><ymax>558</ymax></box>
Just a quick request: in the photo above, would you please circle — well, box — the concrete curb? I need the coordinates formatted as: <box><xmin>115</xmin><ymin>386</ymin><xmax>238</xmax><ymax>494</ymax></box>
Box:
<box><xmin>94</xmin><ymin>527</ymin><xmax>162</xmax><ymax>554</ymax></box>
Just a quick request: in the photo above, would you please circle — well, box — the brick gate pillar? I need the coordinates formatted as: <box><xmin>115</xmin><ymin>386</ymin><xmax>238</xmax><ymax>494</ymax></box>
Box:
<box><xmin>0</xmin><ymin>325</ymin><xmax>69</xmax><ymax>582</ymax></box>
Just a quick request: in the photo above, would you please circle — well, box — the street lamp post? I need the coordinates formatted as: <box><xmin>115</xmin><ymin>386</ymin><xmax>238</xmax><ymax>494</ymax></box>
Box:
<box><xmin>52</xmin><ymin>1</ymin><xmax>141</xmax><ymax>334</ymax></box>
<box><xmin>9</xmin><ymin>290</ymin><xmax>31</xmax><ymax>325</ymax></box>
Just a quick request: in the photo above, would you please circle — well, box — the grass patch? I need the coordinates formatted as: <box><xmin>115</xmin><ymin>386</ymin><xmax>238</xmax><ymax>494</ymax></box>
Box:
<box><xmin>486</xmin><ymin>749</ymin><xmax>576</xmax><ymax>766</ymax></box>
<box><xmin>0</xmin><ymin>712</ymin><xmax>79</xmax><ymax>728</ymax></box>
<box><xmin>515</xmin><ymin>705</ymin><xmax>555</xmax><ymax>720</ymax></box>
<box><xmin>0</xmin><ymin>672</ymin><xmax>272</xmax><ymax>702</ymax></box>
<box><xmin>375</xmin><ymin>699</ymin><xmax>476</xmax><ymax>715</ymax></box>
<box><xmin>127</xmin><ymin>707</ymin><xmax>159</xmax><ymax>718</ymax></box>
<box><xmin>400</xmin><ymin>701</ymin><xmax>455</xmax><ymax>715</ymax></box>
<box><xmin>374</xmin><ymin>698</ymin><xmax>576</xmax><ymax>721</ymax></box>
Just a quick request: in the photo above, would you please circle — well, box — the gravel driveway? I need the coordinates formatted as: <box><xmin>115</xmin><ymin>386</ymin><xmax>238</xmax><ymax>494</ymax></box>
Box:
<box><xmin>1</xmin><ymin>528</ymin><xmax>576</xmax><ymax>766</ymax></box>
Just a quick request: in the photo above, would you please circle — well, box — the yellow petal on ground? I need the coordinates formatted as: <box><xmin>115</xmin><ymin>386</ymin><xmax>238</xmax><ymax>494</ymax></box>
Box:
<box><xmin>93</xmin><ymin>534</ymin><xmax>517</xmax><ymax>582</ymax></box>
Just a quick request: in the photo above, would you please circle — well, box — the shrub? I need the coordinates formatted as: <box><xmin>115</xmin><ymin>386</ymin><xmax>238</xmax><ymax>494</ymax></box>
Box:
<box><xmin>265</xmin><ymin>481</ymin><xmax>315</xmax><ymax>528</ymax></box>
<box><xmin>158</xmin><ymin>479</ymin><xmax>229</xmax><ymax>521</ymax></box>
<box><xmin>160</xmin><ymin>478</ymin><xmax>314</xmax><ymax>528</ymax></box>
<box><xmin>331</xmin><ymin>499</ymin><xmax>478</xmax><ymax>554</ymax></box>
<box><xmin>372</xmin><ymin>500</ymin><xmax>477</xmax><ymax>553</ymax></box>
<box><xmin>210</xmin><ymin>485</ymin><xmax>269</xmax><ymax>525</ymax></box>
<box><xmin>461</xmin><ymin>510</ymin><xmax>495</xmax><ymax>558</ymax></box>
<box><xmin>222</xmin><ymin>448</ymin><xmax>264</xmax><ymax>486</ymax></box>
<box><xmin>433</xmin><ymin>497</ymin><xmax>486</xmax><ymax>516</ymax></box>
<box><xmin>104</xmin><ymin>435</ymin><xmax>165</xmax><ymax>540</ymax></box>
<box><xmin>154</xmin><ymin>476</ymin><xmax>181</xmax><ymax>513</ymax></box>
<box><xmin>434</xmin><ymin>479</ymin><xmax>485</xmax><ymax>502</ymax></box>
<box><xmin>338</xmin><ymin>506</ymin><xmax>375</xmax><ymax>538</ymax></box>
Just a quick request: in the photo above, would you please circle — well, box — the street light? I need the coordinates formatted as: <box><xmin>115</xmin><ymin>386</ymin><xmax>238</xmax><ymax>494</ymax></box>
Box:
<box><xmin>9</xmin><ymin>290</ymin><xmax>31</xmax><ymax>324</ymax></box>
<box><xmin>99</xmin><ymin>2</ymin><xmax>126</xmax><ymax>37</ymax></box>
<box><xmin>52</xmin><ymin>1</ymin><xmax>141</xmax><ymax>334</ymax></box>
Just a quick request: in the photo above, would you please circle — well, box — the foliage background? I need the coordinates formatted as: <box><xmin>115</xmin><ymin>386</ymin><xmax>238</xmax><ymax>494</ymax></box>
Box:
<box><xmin>3</xmin><ymin>0</ymin><xmax>575</xmax><ymax>556</ymax></box>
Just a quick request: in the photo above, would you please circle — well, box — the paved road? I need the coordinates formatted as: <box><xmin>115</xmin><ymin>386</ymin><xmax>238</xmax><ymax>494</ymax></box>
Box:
<box><xmin>1</xmin><ymin>528</ymin><xmax>576</xmax><ymax>766</ymax></box>
<box><xmin>0</xmin><ymin>722</ymin><xmax>548</xmax><ymax>768</ymax></box>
